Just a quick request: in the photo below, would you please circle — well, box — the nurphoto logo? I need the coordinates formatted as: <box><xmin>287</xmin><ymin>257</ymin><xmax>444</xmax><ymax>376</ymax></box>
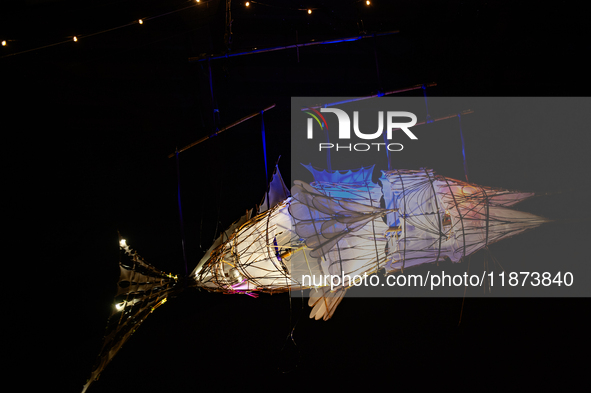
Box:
<box><xmin>304</xmin><ymin>107</ymin><xmax>417</xmax><ymax>152</ymax></box>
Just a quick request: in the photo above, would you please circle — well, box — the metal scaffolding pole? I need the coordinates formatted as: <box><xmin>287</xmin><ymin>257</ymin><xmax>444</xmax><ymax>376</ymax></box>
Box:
<box><xmin>299</xmin><ymin>83</ymin><xmax>438</xmax><ymax>110</ymax></box>
<box><xmin>169</xmin><ymin>104</ymin><xmax>276</xmax><ymax>158</ymax></box>
<box><xmin>189</xmin><ymin>30</ymin><xmax>399</xmax><ymax>63</ymax></box>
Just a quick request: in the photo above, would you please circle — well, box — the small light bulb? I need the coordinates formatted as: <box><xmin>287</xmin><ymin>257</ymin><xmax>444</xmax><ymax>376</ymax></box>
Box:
<box><xmin>139</xmin><ymin>19</ymin><xmax>143</xmax><ymax>24</ymax></box>
<box><xmin>196</xmin><ymin>0</ymin><xmax>200</xmax><ymax>2</ymax></box>
<box><xmin>120</xmin><ymin>239</ymin><xmax>127</xmax><ymax>247</ymax></box>
<box><xmin>1</xmin><ymin>41</ymin><xmax>6</xmax><ymax>46</ymax></box>
<box><xmin>366</xmin><ymin>0</ymin><xmax>370</xmax><ymax>5</ymax></box>
<box><xmin>308</xmin><ymin>9</ymin><xmax>312</xmax><ymax>14</ymax></box>
<box><xmin>73</xmin><ymin>36</ymin><xmax>78</xmax><ymax>42</ymax></box>
<box><xmin>245</xmin><ymin>1</ymin><xmax>249</xmax><ymax>6</ymax></box>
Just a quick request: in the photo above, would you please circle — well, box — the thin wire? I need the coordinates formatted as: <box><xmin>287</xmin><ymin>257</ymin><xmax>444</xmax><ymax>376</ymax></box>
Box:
<box><xmin>248</xmin><ymin>1</ymin><xmax>315</xmax><ymax>12</ymax></box>
<box><xmin>458</xmin><ymin>112</ymin><xmax>470</xmax><ymax>182</ymax></box>
<box><xmin>0</xmin><ymin>38</ymin><xmax>73</xmax><ymax>59</ymax></box>
<box><xmin>249</xmin><ymin>0</ymin><xmax>369</xmax><ymax>11</ymax></box>
<box><xmin>176</xmin><ymin>151</ymin><xmax>189</xmax><ymax>280</ymax></box>
<box><xmin>279</xmin><ymin>288</ymin><xmax>303</xmax><ymax>373</ymax></box>
<box><xmin>458</xmin><ymin>255</ymin><xmax>472</xmax><ymax>326</ymax></box>
<box><xmin>422</xmin><ymin>84</ymin><xmax>432</xmax><ymax>122</ymax></box>
<box><xmin>213</xmin><ymin>177</ymin><xmax>223</xmax><ymax>242</ymax></box>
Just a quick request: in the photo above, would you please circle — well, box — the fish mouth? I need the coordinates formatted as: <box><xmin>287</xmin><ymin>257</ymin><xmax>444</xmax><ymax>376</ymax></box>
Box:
<box><xmin>192</xmin><ymin>251</ymin><xmax>252</xmax><ymax>292</ymax></box>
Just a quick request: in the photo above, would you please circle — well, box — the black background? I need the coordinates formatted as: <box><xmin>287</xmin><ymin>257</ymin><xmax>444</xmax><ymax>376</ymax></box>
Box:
<box><xmin>3</xmin><ymin>1</ymin><xmax>589</xmax><ymax>391</ymax></box>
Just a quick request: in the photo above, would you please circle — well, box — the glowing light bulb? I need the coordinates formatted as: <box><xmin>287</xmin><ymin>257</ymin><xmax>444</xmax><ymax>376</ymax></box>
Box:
<box><xmin>366</xmin><ymin>0</ymin><xmax>370</xmax><ymax>5</ymax></box>
<box><xmin>308</xmin><ymin>9</ymin><xmax>312</xmax><ymax>14</ymax></box>
<box><xmin>139</xmin><ymin>19</ymin><xmax>143</xmax><ymax>24</ymax></box>
<box><xmin>115</xmin><ymin>302</ymin><xmax>125</xmax><ymax>311</ymax></box>
<box><xmin>245</xmin><ymin>1</ymin><xmax>250</xmax><ymax>6</ymax></box>
<box><xmin>1</xmin><ymin>41</ymin><xmax>6</xmax><ymax>46</ymax></box>
<box><xmin>73</xmin><ymin>36</ymin><xmax>78</xmax><ymax>42</ymax></box>
<box><xmin>120</xmin><ymin>239</ymin><xmax>127</xmax><ymax>248</ymax></box>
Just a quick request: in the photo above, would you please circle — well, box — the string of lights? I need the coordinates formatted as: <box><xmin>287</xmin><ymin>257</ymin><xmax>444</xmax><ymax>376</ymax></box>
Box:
<box><xmin>0</xmin><ymin>0</ymin><xmax>211</xmax><ymax>59</ymax></box>
<box><xmin>1</xmin><ymin>0</ymin><xmax>375</xmax><ymax>60</ymax></box>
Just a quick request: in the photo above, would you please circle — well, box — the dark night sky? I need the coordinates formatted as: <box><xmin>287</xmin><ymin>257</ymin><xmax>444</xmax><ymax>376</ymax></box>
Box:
<box><xmin>3</xmin><ymin>1</ymin><xmax>590</xmax><ymax>391</ymax></box>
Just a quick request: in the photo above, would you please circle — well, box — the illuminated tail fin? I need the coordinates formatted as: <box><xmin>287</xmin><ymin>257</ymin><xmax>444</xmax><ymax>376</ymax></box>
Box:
<box><xmin>81</xmin><ymin>236</ymin><xmax>180</xmax><ymax>393</ymax></box>
<box><xmin>308</xmin><ymin>286</ymin><xmax>348</xmax><ymax>321</ymax></box>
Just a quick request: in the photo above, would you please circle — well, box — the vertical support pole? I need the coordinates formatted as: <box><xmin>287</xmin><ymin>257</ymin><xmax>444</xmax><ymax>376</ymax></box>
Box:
<box><xmin>296</xmin><ymin>31</ymin><xmax>300</xmax><ymax>63</ymax></box>
<box><xmin>207</xmin><ymin>57</ymin><xmax>218</xmax><ymax>128</ymax></box>
<box><xmin>372</xmin><ymin>33</ymin><xmax>383</xmax><ymax>94</ymax></box>
<box><xmin>261</xmin><ymin>111</ymin><xmax>268</xmax><ymax>181</ymax></box>
<box><xmin>261</xmin><ymin>111</ymin><xmax>269</xmax><ymax>209</ymax></box>
<box><xmin>383</xmin><ymin>132</ymin><xmax>391</xmax><ymax>170</ymax></box>
<box><xmin>225</xmin><ymin>0</ymin><xmax>232</xmax><ymax>51</ymax></box>
<box><xmin>324</xmin><ymin>104</ymin><xmax>331</xmax><ymax>171</ymax></box>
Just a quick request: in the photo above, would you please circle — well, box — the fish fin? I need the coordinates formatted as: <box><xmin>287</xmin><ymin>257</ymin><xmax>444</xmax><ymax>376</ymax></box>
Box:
<box><xmin>290</xmin><ymin>180</ymin><xmax>388</xmax><ymax>258</ymax></box>
<box><xmin>258</xmin><ymin>164</ymin><xmax>291</xmax><ymax>213</ymax></box>
<box><xmin>308</xmin><ymin>286</ymin><xmax>347</xmax><ymax>321</ymax></box>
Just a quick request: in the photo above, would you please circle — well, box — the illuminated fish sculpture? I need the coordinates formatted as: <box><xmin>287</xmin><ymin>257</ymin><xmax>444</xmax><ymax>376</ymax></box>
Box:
<box><xmin>81</xmin><ymin>164</ymin><xmax>548</xmax><ymax>392</ymax></box>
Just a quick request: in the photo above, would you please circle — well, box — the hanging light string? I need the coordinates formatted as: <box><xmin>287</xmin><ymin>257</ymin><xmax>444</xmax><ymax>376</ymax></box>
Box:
<box><xmin>0</xmin><ymin>0</ymin><xmax>213</xmax><ymax>59</ymax></box>
<box><xmin>2</xmin><ymin>0</ymin><xmax>376</xmax><ymax>59</ymax></box>
<box><xmin>1</xmin><ymin>38</ymin><xmax>75</xmax><ymax>59</ymax></box>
